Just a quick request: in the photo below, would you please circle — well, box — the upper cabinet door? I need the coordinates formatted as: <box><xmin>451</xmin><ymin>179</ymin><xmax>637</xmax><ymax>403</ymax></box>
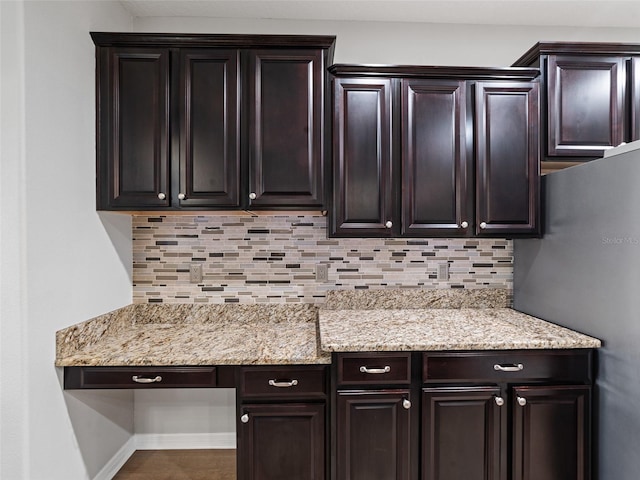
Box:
<box><xmin>632</xmin><ymin>57</ymin><xmax>640</xmax><ymax>142</ymax></box>
<box><xmin>475</xmin><ymin>82</ymin><xmax>540</xmax><ymax>236</ymax></box>
<box><xmin>401</xmin><ymin>79</ymin><xmax>470</xmax><ymax>237</ymax></box>
<box><xmin>177</xmin><ymin>49</ymin><xmax>240</xmax><ymax>208</ymax></box>
<box><xmin>547</xmin><ymin>55</ymin><xmax>626</xmax><ymax>157</ymax></box>
<box><xmin>98</xmin><ymin>47</ymin><xmax>170</xmax><ymax>209</ymax></box>
<box><xmin>331</xmin><ymin>77</ymin><xmax>394</xmax><ymax>237</ymax></box>
<box><xmin>248</xmin><ymin>49</ymin><xmax>325</xmax><ymax>208</ymax></box>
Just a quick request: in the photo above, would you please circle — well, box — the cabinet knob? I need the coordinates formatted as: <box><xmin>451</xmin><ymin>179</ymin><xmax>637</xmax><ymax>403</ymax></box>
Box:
<box><xmin>249</xmin><ymin>192</ymin><xmax>257</xmax><ymax>200</ymax></box>
<box><xmin>157</xmin><ymin>192</ymin><xmax>166</xmax><ymax>200</ymax></box>
<box><xmin>461</xmin><ymin>221</ymin><xmax>469</xmax><ymax>228</ymax></box>
<box><xmin>385</xmin><ymin>221</ymin><xmax>393</xmax><ymax>229</ymax></box>
<box><xmin>240</xmin><ymin>413</ymin><xmax>249</xmax><ymax>424</ymax></box>
<box><xmin>479</xmin><ymin>222</ymin><xmax>487</xmax><ymax>229</ymax></box>
<box><xmin>178</xmin><ymin>193</ymin><xmax>186</xmax><ymax>200</ymax></box>
<box><xmin>494</xmin><ymin>396</ymin><xmax>505</xmax><ymax>406</ymax></box>
<box><xmin>402</xmin><ymin>398</ymin><xmax>411</xmax><ymax>410</ymax></box>
<box><xmin>517</xmin><ymin>396</ymin><xmax>527</xmax><ymax>407</ymax></box>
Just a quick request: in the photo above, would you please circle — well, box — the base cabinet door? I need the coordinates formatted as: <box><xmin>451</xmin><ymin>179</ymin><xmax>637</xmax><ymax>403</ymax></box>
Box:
<box><xmin>336</xmin><ymin>390</ymin><xmax>412</xmax><ymax>480</ymax></box>
<box><xmin>512</xmin><ymin>385</ymin><xmax>591</xmax><ymax>480</ymax></box>
<box><xmin>239</xmin><ymin>403</ymin><xmax>325</xmax><ymax>480</ymax></box>
<box><xmin>422</xmin><ymin>386</ymin><xmax>503</xmax><ymax>480</ymax></box>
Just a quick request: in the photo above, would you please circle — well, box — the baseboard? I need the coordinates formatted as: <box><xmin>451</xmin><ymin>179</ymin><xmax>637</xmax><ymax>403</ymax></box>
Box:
<box><xmin>135</xmin><ymin>432</ymin><xmax>236</xmax><ymax>450</ymax></box>
<box><xmin>93</xmin><ymin>436</ymin><xmax>136</xmax><ymax>480</ymax></box>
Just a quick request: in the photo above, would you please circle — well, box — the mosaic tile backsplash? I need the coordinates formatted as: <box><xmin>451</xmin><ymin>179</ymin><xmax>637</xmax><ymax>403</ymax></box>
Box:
<box><xmin>132</xmin><ymin>214</ymin><xmax>513</xmax><ymax>304</ymax></box>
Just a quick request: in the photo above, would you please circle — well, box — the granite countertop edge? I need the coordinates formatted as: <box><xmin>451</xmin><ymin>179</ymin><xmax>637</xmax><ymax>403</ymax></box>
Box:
<box><xmin>55</xmin><ymin>290</ymin><xmax>601</xmax><ymax>368</ymax></box>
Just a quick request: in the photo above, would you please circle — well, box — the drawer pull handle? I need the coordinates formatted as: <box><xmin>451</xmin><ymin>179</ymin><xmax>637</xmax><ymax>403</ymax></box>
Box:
<box><xmin>241</xmin><ymin>414</ymin><xmax>249</xmax><ymax>423</ymax></box>
<box><xmin>402</xmin><ymin>398</ymin><xmax>411</xmax><ymax>409</ymax></box>
<box><xmin>132</xmin><ymin>375</ymin><xmax>162</xmax><ymax>384</ymax></box>
<box><xmin>517</xmin><ymin>396</ymin><xmax>527</xmax><ymax>407</ymax></box>
<box><xmin>268</xmin><ymin>379</ymin><xmax>298</xmax><ymax>388</ymax></box>
<box><xmin>360</xmin><ymin>366</ymin><xmax>391</xmax><ymax>374</ymax></box>
<box><xmin>493</xmin><ymin>363</ymin><xmax>524</xmax><ymax>372</ymax></box>
<box><xmin>495</xmin><ymin>396</ymin><xmax>505</xmax><ymax>406</ymax></box>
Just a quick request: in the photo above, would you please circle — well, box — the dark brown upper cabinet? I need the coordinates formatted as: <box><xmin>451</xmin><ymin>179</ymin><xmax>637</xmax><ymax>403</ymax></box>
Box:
<box><xmin>96</xmin><ymin>47</ymin><xmax>171</xmax><ymax>209</ymax></box>
<box><xmin>402</xmin><ymin>79</ymin><xmax>470</xmax><ymax>237</ymax></box>
<box><xmin>329</xmin><ymin>65</ymin><xmax>540</xmax><ymax>238</ymax></box>
<box><xmin>247</xmin><ymin>49</ymin><xmax>325</xmax><ymax>208</ymax></box>
<box><xmin>475</xmin><ymin>81</ymin><xmax>539</xmax><ymax>236</ymax></box>
<box><xmin>331</xmin><ymin>77</ymin><xmax>394</xmax><ymax>237</ymax></box>
<box><xmin>513</xmin><ymin>42</ymin><xmax>640</xmax><ymax>162</ymax></box>
<box><xmin>91</xmin><ymin>33</ymin><xmax>335</xmax><ymax>211</ymax></box>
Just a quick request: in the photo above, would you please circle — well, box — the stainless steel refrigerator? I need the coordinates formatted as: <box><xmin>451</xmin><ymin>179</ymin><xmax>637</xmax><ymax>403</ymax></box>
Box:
<box><xmin>514</xmin><ymin>145</ymin><xmax>640</xmax><ymax>480</ymax></box>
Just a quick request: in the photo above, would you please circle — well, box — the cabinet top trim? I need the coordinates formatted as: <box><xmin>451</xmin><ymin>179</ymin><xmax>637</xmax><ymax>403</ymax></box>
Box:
<box><xmin>328</xmin><ymin>64</ymin><xmax>540</xmax><ymax>80</ymax></box>
<box><xmin>90</xmin><ymin>32</ymin><xmax>337</xmax><ymax>49</ymax></box>
<box><xmin>513</xmin><ymin>41</ymin><xmax>640</xmax><ymax>66</ymax></box>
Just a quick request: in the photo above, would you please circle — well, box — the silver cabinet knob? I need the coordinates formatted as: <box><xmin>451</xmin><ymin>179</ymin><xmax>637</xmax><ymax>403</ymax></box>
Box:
<box><xmin>385</xmin><ymin>221</ymin><xmax>393</xmax><ymax>229</ymax></box>
<box><xmin>494</xmin><ymin>396</ymin><xmax>505</xmax><ymax>406</ymax></box>
<box><xmin>178</xmin><ymin>193</ymin><xmax>186</xmax><ymax>200</ymax></box>
<box><xmin>240</xmin><ymin>414</ymin><xmax>249</xmax><ymax>423</ymax></box>
<box><xmin>517</xmin><ymin>396</ymin><xmax>527</xmax><ymax>407</ymax></box>
<box><xmin>461</xmin><ymin>221</ymin><xmax>469</xmax><ymax>228</ymax></box>
<box><xmin>402</xmin><ymin>398</ymin><xmax>411</xmax><ymax>410</ymax></box>
<box><xmin>157</xmin><ymin>192</ymin><xmax>166</xmax><ymax>200</ymax></box>
<box><xmin>479</xmin><ymin>222</ymin><xmax>487</xmax><ymax>229</ymax></box>
<box><xmin>249</xmin><ymin>192</ymin><xmax>257</xmax><ymax>200</ymax></box>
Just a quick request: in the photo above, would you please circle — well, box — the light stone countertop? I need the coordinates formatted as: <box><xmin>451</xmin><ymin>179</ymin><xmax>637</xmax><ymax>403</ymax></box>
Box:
<box><xmin>55</xmin><ymin>289</ymin><xmax>601</xmax><ymax>367</ymax></box>
<box><xmin>56</xmin><ymin>304</ymin><xmax>330</xmax><ymax>366</ymax></box>
<box><xmin>318</xmin><ymin>308</ymin><xmax>602</xmax><ymax>352</ymax></box>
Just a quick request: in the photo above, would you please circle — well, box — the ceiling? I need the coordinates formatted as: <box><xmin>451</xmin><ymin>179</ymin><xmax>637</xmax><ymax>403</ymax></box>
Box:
<box><xmin>120</xmin><ymin>0</ymin><xmax>640</xmax><ymax>28</ymax></box>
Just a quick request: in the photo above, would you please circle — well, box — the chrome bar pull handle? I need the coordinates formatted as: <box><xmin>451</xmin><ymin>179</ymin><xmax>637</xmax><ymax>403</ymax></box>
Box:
<box><xmin>359</xmin><ymin>366</ymin><xmax>391</xmax><ymax>374</ymax></box>
<box><xmin>268</xmin><ymin>379</ymin><xmax>298</xmax><ymax>388</ymax></box>
<box><xmin>494</xmin><ymin>363</ymin><xmax>524</xmax><ymax>372</ymax></box>
<box><xmin>132</xmin><ymin>375</ymin><xmax>162</xmax><ymax>384</ymax></box>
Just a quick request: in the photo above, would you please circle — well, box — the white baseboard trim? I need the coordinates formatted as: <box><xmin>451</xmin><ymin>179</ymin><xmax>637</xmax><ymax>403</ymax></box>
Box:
<box><xmin>135</xmin><ymin>432</ymin><xmax>236</xmax><ymax>450</ymax></box>
<box><xmin>93</xmin><ymin>436</ymin><xmax>136</xmax><ymax>480</ymax></box>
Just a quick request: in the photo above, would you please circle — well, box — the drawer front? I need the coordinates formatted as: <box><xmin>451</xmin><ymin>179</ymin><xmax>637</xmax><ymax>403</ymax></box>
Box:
<box><xmin>423</xmin><ymin>350</ymin><xmax>592</xmax><ymax>383</ymax></box>
<box><xmin>337</xmin><ymin>352</ymin><xmax>412</xmax><ymax>386</ymax></box>
<box><xmin>65</xmin><ymin>366</ymin><xmax>217</xmax><ymax>389</ymax></box>
<box><xmin>240</xmin><ymin>365</ymin><xmax>327</xmax><ymax>400</ymax></box>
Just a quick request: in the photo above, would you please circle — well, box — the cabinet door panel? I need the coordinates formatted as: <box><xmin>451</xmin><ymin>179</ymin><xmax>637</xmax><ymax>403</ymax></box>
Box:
<box><xmin>548</xmin><ymin>55</ymin><xmax>625</xmax><ymax>156</ymax></box>
<box><xmin>178</xmin><ymin>49</ymin><xmax>240</xmax><ymax>207</ymax></box>
<box><xmin>248</xmin><ymin>49</ymin><xmax>324</xmax><ymax>207</ymax></box>
<box><xmin>240</xmin><ymin>403</ymin><xmax>325</xmax><ymax>480</ymax></box>
<box><xmin>336</xmin><ymin>390</ymin><xmax>411</xmax><ymax>480</ymax></box>
<box><xmin>512</xmin><ymin>385</ymin><xmax>590</xmax><ymax>480</ymax></box>
<box><xmin>422</xmin><ymin>387</ymin><xmax>503</xmax><ymax>480</ymax></box>
<box><xmin>101</xmin><ymin>48</ymin><xmax>170</xmax><ymax>208</ymax></box>
<box><xmin>475</xmin><ymin>82</ymin><xmax>539</xmax><ymax>236</ymax></box>
<box><xmin>632</xmin><ymin>57</ymin><xmax>640</xmax><ymax>142</ymax></box>
<box><xmin>331</xmin><ymin>78</ymin><xmax>394</xmax><ymax>237</ymax></box>
<box><xmin>401</xmin><ymin>79</ymin><xmax>470</xmax><ymax>237</ymax></box>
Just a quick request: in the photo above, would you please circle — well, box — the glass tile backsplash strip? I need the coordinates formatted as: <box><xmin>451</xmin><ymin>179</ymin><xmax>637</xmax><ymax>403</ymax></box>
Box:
<box><xmin>132</xmin><ymin>215</ymin><xmax>513</xmax><ymax>304</ymax></box>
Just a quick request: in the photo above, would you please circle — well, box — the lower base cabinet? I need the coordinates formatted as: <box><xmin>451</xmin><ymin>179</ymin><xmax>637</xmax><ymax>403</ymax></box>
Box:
<box><xmin>333</xmin><ymin>351</ymin><xmax>593</xmax><ymax>480</ymax></box>
<box><xmin>239</xmin><ymin>403</ymin><xmax>325</xmax><ymax>480</ymax></box>
<box><xmin>512</xmin><ymin>385</ymin><xmax>591</xmax><ymax>480</ymax></box>
<box><xmin>336</xmin><ymin>390</ymin><xmax>412</xmax><ymax>480</ymax></box>
<box><xmin>422</xmin><ymin>386</ymin><xmax>503</xmax><ymax>480</ymax></box>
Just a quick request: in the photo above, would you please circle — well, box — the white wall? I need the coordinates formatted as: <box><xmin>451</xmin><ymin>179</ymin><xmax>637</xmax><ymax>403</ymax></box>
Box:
<box><xmin>1</xmin><ymin>1</ymin><xmax>135</xmax><ymax>479</ymax></box>
<box><xmin>134</xmin><ymin>16</ymin><xmax>640</xmax><ymax>66</ymax></box>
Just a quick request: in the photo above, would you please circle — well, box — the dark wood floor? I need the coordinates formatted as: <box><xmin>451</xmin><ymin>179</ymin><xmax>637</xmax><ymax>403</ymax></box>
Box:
<box><xmin>114</xmin><ymin>449</ymin><xmax>236</xmax><ymax>480</ymax></box>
